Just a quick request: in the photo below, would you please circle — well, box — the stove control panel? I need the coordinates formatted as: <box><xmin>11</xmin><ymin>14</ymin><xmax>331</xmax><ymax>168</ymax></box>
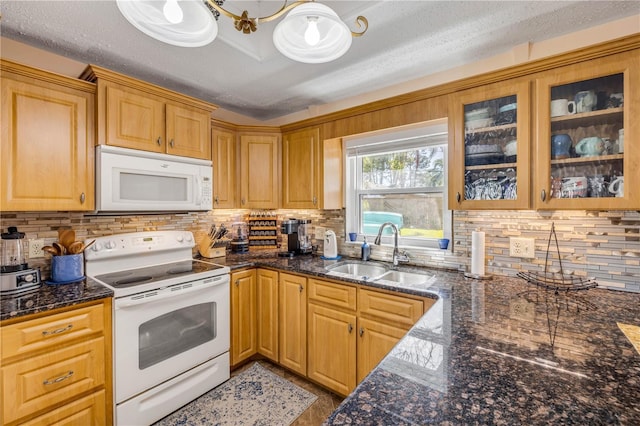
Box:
<box><xmin>85</xmin><ymin>231</ymin><xmax>195</xmax><ymax>261</ymax></box>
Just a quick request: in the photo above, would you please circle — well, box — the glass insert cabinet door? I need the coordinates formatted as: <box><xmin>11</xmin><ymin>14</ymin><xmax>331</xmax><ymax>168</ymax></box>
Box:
<box><xmin>535</xmin><ymin>52</ymin><xmax>639</xmax><ymax>210</ymax></box>
<box><xmin>449</xmin><ymin>80</ymin><xmax>531</xmax><ymax>209</ymax></box>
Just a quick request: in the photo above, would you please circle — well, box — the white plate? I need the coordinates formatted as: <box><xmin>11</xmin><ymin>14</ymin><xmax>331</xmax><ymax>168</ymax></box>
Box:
<box><xmin>466</xmin><ymin>118</ymin><xmax>493</xmax><ymax>130</ymax></box>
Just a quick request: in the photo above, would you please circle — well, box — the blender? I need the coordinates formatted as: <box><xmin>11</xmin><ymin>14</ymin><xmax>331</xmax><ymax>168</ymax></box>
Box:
<box><xmin>1</xmin><ymin>227</ymin><xmax>41</xmax><ymax>294</ymax></box>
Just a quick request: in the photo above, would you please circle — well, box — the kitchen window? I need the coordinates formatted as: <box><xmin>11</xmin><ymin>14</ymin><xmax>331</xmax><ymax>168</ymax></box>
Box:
<box><xmin>345</xmin><ymin>120</ymin><xmax>451</xmax><ymax>249</ymax></box>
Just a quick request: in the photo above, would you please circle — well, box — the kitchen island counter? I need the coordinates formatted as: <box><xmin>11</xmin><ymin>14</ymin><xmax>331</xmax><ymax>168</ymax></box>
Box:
<box><xmin>218</xmin><ymin>252</ymin><xmax>640</xmax><ymax>424</ymax></box>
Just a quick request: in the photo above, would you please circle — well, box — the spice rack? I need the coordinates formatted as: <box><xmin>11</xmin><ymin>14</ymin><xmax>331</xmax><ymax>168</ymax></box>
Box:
<box><xmin>248</xmin><ymin>211</ymin><xmax>278</xmax><ymax>250</ymax></box>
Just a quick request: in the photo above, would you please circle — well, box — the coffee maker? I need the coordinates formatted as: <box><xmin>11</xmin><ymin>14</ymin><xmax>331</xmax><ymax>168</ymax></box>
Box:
<box><xmin>278</xmin><ymin>219</ymin><xmax>312</xmax><ymax>257</ymax></box>
<box><xmin>1</xmin><ymin>227</ymin><xmax>41</xmax><ymax>294</ymax></box>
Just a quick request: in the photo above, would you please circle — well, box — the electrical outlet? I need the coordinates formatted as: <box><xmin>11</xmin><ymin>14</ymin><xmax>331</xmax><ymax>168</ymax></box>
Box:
<box><xmin>29</xmin><ymin>239</ymin><xmax>45</xmax><ymax>258</ymax></box>
<box><xmin>509</xmin><ymin>237</ymin><xmax>535</xmax><ymax>258</ymax></box>
<box><xmin>510</xmin><ymin>300</ymin><xmax>535</xmax><ymax>321</ymax></box>
<box><xmin>314</xmin><ymin>226</ymin><xmax>325</xmax><ymax>240</ymax></box>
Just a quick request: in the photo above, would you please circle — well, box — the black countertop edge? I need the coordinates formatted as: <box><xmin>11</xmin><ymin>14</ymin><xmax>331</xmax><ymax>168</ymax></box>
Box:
<box><xmin>0</xmin><ymin>276</ymin><xmax>113</xmax><ymax>322</ymax></box>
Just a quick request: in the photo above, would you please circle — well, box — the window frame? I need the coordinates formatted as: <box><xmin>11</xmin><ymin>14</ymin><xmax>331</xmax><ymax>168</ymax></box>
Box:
<box><xmin>344</xmin><ymin>120</ymin><xmax>452</xmax><ymax>250</ymax></box>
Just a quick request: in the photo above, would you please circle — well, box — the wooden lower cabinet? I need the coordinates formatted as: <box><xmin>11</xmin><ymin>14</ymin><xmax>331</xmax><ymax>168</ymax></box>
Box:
<box><xmin>0</xmin><ymin>299</ymin><xmax>112</xmax><ymax>426</ymax></box>
<box><xmin>356</xmin><ymin>317</ymin><xmax>409</xmax><ymax>383</ymax></box>
<box><xmin>256</xmin><ymin>268</ymin><xmax>279</xmax><ymax>362</ymax></box>
<box><xmin>231</xmin><ymin>269</ymin><xmax>257</xmax><ymax>366</ymax></box>
<box><xmin>278</xmin><ymin>272</ymin><xmax>307</xmax><ymax>375</ymax></box>
<box><xmin>229</xmin><ymin>269</ymin><xmax>436</xmax><ymax>397</ymax></box>
<box><xmin>307</xmin><ymin>304</ymin><xmax>357</xmax><ymax>396</ymax></box>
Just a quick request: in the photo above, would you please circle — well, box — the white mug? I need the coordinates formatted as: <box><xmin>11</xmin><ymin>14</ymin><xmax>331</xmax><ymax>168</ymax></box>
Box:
<box><xmin>618</xmin><ymin>129</ymin><xmax>624</xmax><ymax>153</ymax></box>
<box><xmin>608</xmin><ymin>176</ymin><xmax>624</xmax><ymax>197</ymax></box>
<box><xmin>550</xmin><ymin>99</ymin><xmax>576</xmax><ymax>117</ymax></box>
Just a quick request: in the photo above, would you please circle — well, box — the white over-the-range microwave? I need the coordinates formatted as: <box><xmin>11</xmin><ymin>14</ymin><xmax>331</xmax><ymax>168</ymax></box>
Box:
<box><xmin>95</xmin><ymin>145</ymin><xmax>213</xmax><ymax>212</ymax></box>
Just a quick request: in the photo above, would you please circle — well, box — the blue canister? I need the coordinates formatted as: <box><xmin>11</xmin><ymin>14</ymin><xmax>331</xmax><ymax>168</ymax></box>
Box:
<box><xmin>50</xmin><ymin>254</ymin><xmax>84</xmax><ymax>283</ymax></box>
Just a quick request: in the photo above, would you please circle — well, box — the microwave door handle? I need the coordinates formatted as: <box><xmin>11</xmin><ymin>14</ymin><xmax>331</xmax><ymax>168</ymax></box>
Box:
<box><xmin>196</xmin><ymin>176</ymin><xmax>202</xmax><ymax>206</ymax></box>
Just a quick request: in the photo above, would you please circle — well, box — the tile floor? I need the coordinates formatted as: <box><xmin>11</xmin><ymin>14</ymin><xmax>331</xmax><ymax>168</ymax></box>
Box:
<box><xmin>231</xmin><ymin>360</ymin><xmax>344</xmax><ymax>426</ymax></box>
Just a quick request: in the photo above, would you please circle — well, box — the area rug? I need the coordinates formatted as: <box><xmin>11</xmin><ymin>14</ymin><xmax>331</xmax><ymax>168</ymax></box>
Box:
<box><xmin>154</xmin><ymin>362</ymin><xmax>318</xmax><ymax>426</ymax></box>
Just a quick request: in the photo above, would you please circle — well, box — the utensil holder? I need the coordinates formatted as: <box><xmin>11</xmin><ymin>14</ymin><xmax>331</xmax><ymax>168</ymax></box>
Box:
<box><xmin>51</xmin><ymin>253</ymin><xmax>84</xmax><ymax>283</ymax></box>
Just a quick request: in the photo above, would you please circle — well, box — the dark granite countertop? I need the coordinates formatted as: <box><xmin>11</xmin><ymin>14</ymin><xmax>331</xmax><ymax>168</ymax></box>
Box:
<box><xmin>0</xmin><ymin>276</ymin><xmax>113</xmax><ymax>322</ymax></box>
<box><xmin>4</xmin><ymin>251</ymin><xmax>639</xmax><ymax>424</ymax></box>
<box><xmin>217</xmin><ymin>252</ymin><xmax>640</xmax><ymax>424</ymax></box>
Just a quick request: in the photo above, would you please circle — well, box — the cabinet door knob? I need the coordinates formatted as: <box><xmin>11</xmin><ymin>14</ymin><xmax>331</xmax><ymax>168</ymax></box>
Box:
<box><xmin>359</xmin><ymin>327</ymin><xmax>364</xmax><ymax>337</ymax></box>
<box><xmin>215</xmin><ymin>196</ymin><xmax>219</xmax><ymax>205</ymax></box>
<box><xmin>541</xmin><ymin>189</ymin><xmax>546</xmax><ymax>202</ymax></box>
<box><xmin>313</xmin><ymin>196</ymin><xmax>317</xmax><ymax>206</ymax></box>
<box><xmin>235</xmin><ymin>279</ymin><xmax>240</xmax><ymax>286</ymax></box>
<box><xmin>80</xmin><ymin>192</ymin><xmax>85</xmax><ymax>204</ymax></box>
<box><xmin>43</xmin><ymin>370</ymin><xmax>74</xmax><ymax>386</ymax></box>
<box><xmin>169</xmin><ymin>139</ymin><xmax>175</xmax><ymax>148</ymax></box>
<box><xmin>157</xmin><ymin>137</ymin><xmax>162</xmax><ymax>146</ymax></box>
<box><xmin>241</xmin><ymin>198</ymin><xmax>246</xmax><ymax>205</ymax></box>
<box><xmin>299</xmin><ymin>285</ymin><xmax>304</xmax><ymax>292</ymax></box>
<box><xmin>456</xmin><ymin>192</ymin><xmax>461</xmax><ymax>203</ymax></box>
<box><xmin>348</xmin><ymin>323</ymin><xmax>353</xmax><ymax>333</ymax></box>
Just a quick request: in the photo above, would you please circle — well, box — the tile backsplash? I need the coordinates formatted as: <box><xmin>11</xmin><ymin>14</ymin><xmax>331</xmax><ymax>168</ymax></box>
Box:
<box><xmin>2</xmin><ymin>209</ymin><xmax>638</xmax><ymax>292</ymax></box>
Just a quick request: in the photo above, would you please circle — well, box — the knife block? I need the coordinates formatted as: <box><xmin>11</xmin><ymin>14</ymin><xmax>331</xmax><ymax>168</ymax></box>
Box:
<box><xmin>198</xmin><ymin>235</ymin><xmax>226</xmax><ymax>258</ymax></box>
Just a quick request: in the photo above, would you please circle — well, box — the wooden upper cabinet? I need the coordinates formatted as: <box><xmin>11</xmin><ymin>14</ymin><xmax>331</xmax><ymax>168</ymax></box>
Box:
<box><xmin>0</xmin><ymin>60</ymin><xmax>95</xmax><ymax>211</ymax></box>
<box><xmin>165</xmin><ymin>103</ymin><xmax>211</xmax><ymax>158</ymax></box>
<box><xmin>239</xmin><ymin>133</ymin><xmax>280</xmax><ymax>209</ymax></box>
<box><xmin>82</xmin><ymin>65</ymin><xmax>215</xmax><ymax>160</ymax></box>
<box><xmin>105</xmin><ymin>85</ymin><xmax>164</xmax><ymax>153</ymax></box>
<box><xmin>448</xmin><ymin>78</ymin><xmax>531</xmax><ymax>210</ymax></box>
<box><xmin>281</xmin><ymin>127</ymin><xmax>342</xmax><ymax>209</ymax></box>
<box><xmin>211</xmin><ymin>125</ymin><xmax>238</xmax><ymax>208</ymax></box>
<box><xmin>534</xmin><ymin>51</ymin><xmax>639</xmax><ymax>210</ymax></box>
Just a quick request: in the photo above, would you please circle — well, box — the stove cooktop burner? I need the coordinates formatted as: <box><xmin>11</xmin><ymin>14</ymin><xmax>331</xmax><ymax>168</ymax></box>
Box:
<box><xmin>112</xmin><ymin>276</ymin><xmax>154</xmax><ymax>286</ymax></box>
<box><xmin>93</xmin><ymin>259</ymin><xmax>226</xmax><ymax>290</ymax></box>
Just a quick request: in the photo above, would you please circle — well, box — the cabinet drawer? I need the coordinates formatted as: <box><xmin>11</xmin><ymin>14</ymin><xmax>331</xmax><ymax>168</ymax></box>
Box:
<box><xmin>358</xmin><ymin>289</ymin><xmax>423</xmax><ymax>327</ymax></box>
<box><xmin>1</xmin><ymin>337</ymin><xmax>105</xmax><ymax>424</ymax></box>
<box><xmin>308</xmin><ymin>279</ymin><xmax>356</xmax><ymax>311</ymax></box>
<box><xmin>1</xmin><ymin>304</ymin><xmax>104</xmax><ymax>360</ymax></box>
<box><xmin>17</xmin><ymin>390</ymin><xmax>106</xmax><ymax>426</ymax></box>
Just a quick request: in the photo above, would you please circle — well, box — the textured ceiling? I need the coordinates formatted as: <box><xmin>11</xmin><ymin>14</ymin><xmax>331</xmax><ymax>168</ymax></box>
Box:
<box><xmin>1</xmin><ymin>1</ymin><xmax>638</xmax><ymax>121</ymax></box>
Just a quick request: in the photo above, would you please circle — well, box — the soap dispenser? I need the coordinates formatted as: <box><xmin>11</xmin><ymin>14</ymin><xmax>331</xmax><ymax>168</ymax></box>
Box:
<box><xmin>361</xmin><ymin>236</ymin><xmax>371</xmax><ymax>261</ymax></box>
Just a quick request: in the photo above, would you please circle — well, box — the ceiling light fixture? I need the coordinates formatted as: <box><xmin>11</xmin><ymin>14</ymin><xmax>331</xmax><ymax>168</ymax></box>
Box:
<box><xmin>116</xmin><ymin>0</ymin><xmax>368</xmax><ymax>63</ymax></box>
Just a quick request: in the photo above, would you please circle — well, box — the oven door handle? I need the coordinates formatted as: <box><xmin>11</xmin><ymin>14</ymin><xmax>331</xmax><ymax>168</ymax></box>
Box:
<box><xmin>116</xmin><ymin>279</ymin><xmax>227</xmax><ymax>309</ymax></box>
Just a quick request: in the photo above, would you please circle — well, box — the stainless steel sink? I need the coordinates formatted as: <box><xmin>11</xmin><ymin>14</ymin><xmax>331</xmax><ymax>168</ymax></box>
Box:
<box><xmin>326</xmin><ymin>262</ymin><xmax>388</xmax><ymax>281</ymax></box>
<box><xmin>376</xmin><ymin>270</ymin><xmax>435</xmax><ymax>286</ymax></box>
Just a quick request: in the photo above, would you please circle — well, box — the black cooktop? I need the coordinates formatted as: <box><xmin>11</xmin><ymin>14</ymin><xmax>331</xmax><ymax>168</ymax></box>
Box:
<box><xmin>94</xmin><ymin>260</ymin><xmax>225</xmax><ymax>289</ymax></box>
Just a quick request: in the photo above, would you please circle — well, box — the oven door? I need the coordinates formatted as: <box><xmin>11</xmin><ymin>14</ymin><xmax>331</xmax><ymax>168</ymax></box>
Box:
<box><xmin>113</xmin><ymin>274</ymin><xmax>229</xmax><ymax>403</ymax></box>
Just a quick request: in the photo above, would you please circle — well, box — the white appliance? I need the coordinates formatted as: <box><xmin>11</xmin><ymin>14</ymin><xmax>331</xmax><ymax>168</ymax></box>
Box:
<box><xmin>96</xmin><ymin>145</ymin><xmax>213</xmax><ymax>212</ymax></box>
<box><xmin>85</xmin><ymin>231</ymin><xmax>230</xmax><ymax>426</ymax></box>
<box><xmin>324</xmin><ymin>230</ymin><xmax>338</xmax><ymax>258</ymax></box>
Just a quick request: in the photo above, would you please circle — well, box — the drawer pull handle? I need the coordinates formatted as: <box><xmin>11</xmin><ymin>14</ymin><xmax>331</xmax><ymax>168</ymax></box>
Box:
<box><xmin>359</xmin><ymin>327</ymin><xmax>365</xmax><ymax>337</ymax></box>
<box><xmin>43</xmin><ymin>370</ymin><xmax>74</xmax><ymax>385</ymax></box>
<box><xmin>348</xmin><ymin>323</ymin><xmax>353</xmax><ymax>333</ymax></box>
<box><xmin>42</xmin><ymin>324</ymin><xmax>73</xmax><ymax>337</ymax></box>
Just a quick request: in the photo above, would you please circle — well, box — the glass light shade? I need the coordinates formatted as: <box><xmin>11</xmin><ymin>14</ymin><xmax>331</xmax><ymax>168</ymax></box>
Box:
<box><xmin>273</xmin><ymin>2</ymin><xmax>352</xmax><ymax>64</ymax></box>
<box><xmin>117</xmin><ymin>0</ymin><xmax>218</xmax><ymax>47</ymax></box>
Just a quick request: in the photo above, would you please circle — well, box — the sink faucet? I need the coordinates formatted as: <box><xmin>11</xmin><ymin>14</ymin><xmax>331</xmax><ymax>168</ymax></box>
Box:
<box><xmin>374</xmin><ymin>222</ymin><xmax>410</xmax><ymax>266</ymax></box>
